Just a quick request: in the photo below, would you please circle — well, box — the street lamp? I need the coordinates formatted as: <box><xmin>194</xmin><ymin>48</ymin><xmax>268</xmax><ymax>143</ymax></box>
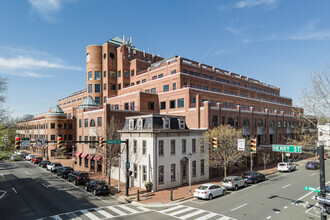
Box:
<box><xmin>118</xmin><ymin>152</ymin><xmax>122</xmax><ymax>192</ymax></box>
<box><xmin>188</xmin><ymin>153</ymin><xmax>192</xmax><ymax>195</ymax></box>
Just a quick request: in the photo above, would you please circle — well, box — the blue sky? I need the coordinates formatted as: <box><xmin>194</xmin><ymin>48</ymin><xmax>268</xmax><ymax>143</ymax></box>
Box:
<box><xmin>1</xmin><ymin>0</ymin><xmax>329</xmax><ymax>118</ymax></box>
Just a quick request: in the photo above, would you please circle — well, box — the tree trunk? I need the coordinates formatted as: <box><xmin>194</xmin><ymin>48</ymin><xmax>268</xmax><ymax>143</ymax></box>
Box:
<box><xmin>224</xmin><ymin>165</ymin><xmax>227</xmax><ymax>178</ymax></box>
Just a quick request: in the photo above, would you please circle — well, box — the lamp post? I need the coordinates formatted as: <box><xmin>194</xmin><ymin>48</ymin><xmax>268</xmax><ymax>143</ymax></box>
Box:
<box><xmin>118</xmin><ymin>152</ymin><xmax>122</xmax><ymax>192</ymax></box>
<box><xmin>188</xmin><ymin>153</ymin><xmax>192</xmax><ymax>195</ymax></box>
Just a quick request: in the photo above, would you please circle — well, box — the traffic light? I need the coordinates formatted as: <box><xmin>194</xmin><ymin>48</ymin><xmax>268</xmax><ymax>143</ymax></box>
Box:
<box><xmin>57</xmin><ymin>136</ymin><xmax>62</xmax><ymax>148</ymax></box>
<box><xmin>99</xmin><ymin>137</ymin><xmax>104</xmax><ymax>148</ymax></box>
<box><xmin>251</xmin><ymin>138</ymin><xmax>257</xmax><ymax>153</ymax></box>
<box><xmin>15</xmin><ymin>137</ymin><xmax>21</xmax><ymax>150</ymax></box>
<box><xmin>212</xmin><ymin>138</ymin><xmax>217</xmax><ymax>150</ymax></box>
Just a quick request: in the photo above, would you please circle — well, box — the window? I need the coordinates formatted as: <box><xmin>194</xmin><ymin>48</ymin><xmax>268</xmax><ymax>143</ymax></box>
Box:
<box><xmin>203</xmin><ymin>74</ymin><xmax>208</xmax><ymax>79</ymax></box>
<box><xmin>51</xmin><ymin>135</ymin><xmax>55</xmax><ymax>140</ymax></box>
<box><xmin>125</xmin><ymin>71</ymin><xmax>129</xmax><ymax>77</ymax></box>
<box><xmin>160</xmin><ymin>101</ymin><xmax>166</xmax><ymax>110</ymax></box>
<box><xmin>95</xmin><ymin>84</ymin><xmax>100</xmax><ymax>93</ymax></box>
<box><xmin>209</xmin><ymin>76</ymin><xmax>213</xmax><ymax>80</ymax></box>
<box><xmin>118</xmin><ymin>83</ymin><xmax>121</xmax><ymax>90</ymax></box>
<box><xmin>124</xmin><ymin>103</ymin><xmax>129</xmax><ymax>110</ymax></box>
<box><xmin>158</xmin><ymin>74</ymin><xmax>163</xmax><ymax>78</ymax></box>
<box><xmin>112</xmin><ymin>72</ymin><xmax>116</xmax><ymax>78</ymax></box>
<box><xmin>90</xmin><ymin>119</ymin><xmax>95</xmax><ymax>127</ymax></box>
<box><xmin>103</xmin><ymin>71</ymin><xmax>106</xmax><ymax>78</ymax></box>
<box><xmin>171</xmin><ymin>70</ymin><xmax>176</xmax><ymax>74</ymax></box>
<box><xmin>130</xmin><ymin>102</ymin><xmax>135</xmax><ymax>110</ymax></box>
<box><xmin>158</xmin><ymin>166</ymin><xmax>164</xmax><ymax>184</ymax></box>
<box><xmin>170</xmin><ymin>100</ymin><xmax>176</xmax><ymax>109</ymax></box>
<box><xmin>159</xmin><ymin>140</ymin><xmax>164</xmax><ymax>156</ymax></box>
<box><xmin>136</xmin><ymin>81</ymin><xmax>140</xmax><ymax>84</ymax></box>
<box><xmin>192</xmin><ymin>161</ymin><xmax>196</xmax><ymax>177</ymax></box>
<box><xmin>163</xmin><ymin>85</ymin><xmax>169</xmax><ymax>92</ymax></box>
<box><xmin>85</xmin><ymin>119</ymin><xmax>88</xmax><ymax>127</ymax></box>
<box><xmin>88</xmin><ymin>84</ymin><xmax>92</xmax><ymax>93</ymax></box>
<box><xmin>95</xmin><ymin>71</ymin><xmax>100</xmax><ymax>80</ymax></box>
<box><xmin>189</xmin><ymin>71</ymin><xmax>194</xmax><ymax>75</ymax></box>
<box><xmin>142</xmin><ymin>166</ymin><xmax>147</xmax><ymax>181</ymax></box>
<box><xmin>177</xmin><ymin>98</ymin><xmax>184</xmax><ymax>108</ymax></box>
<box><xmin>182</xmin><ymin>139</ymin><xmax>186</xmax><ymax>154</ymax></box>
<box><xmin>171</xmin><ymin>140</ymin><xmax>176</xmax><ymax>155</ymax></box>
<box><xmin>68</xmin><ymin>123</ymin><xmax>72</xmax><ymax>129</ymax></box>
<box><xmin>134</xmin><ymin>164</ymin><xmax>137</xmax><ymax>178</ymax></box>
<box><xmin>173</xmin><ymin>83</ymin><xmax>176</xmax><ymax>90</ymax></box>
<box><xmin>151</xmin><ymin>88</ymin><xmax>156</xmax><ymax>93</ymax></box>
<box><xmin>118</xmin><ymin>71</ymin><xmax>121</xmax><ymax>77</ymax></box>
<box><xmin>201</xmin><ymin>159</ymin><xmax>205</xmax><ymax>175</ymax></box>
<box><xmin>131</xmin><ymin>70</ymin><xmax>134</xmax><ymax>76</ymax></box>
<box><xmin>142</xmin><ymin>140</ymin><xmax>147</xmax><ymax>154</ymax></box>
<box><xmin>84</xmin><ymin>136</ymin><xmax>88</xmax><ymax>143</ymax></box>
<box><xmin>68</xmin><ymin>134</ymin><xmax>72</xmax><ymax>140</ymax></box>
<box><xmin>171</xmin><ymin>164</ymin><xmax>176</xmax><ymax>181</ymax></box>
<box><xmin>95</xmin><ymin>97</ymin><xmax>100</xmax><ymax>105</ymax></box>
<box><xmin>112</xmin><ymin>84</ymin><xmax>116</xmax><ymax>90</ymax></box>
<box><xmin>88</xmin><ymin>72</ymin><xmax>92</xmax><ymax>80</ymax></box>
<box><xmin>192</xmin><ymin>139</ymin><xmax>196</xmax><ymax>153</ymax></box>
<box><xmin>97</xmin><ymin>117</ymin><xmax>102</xmax><ymax>126</ymax></box>
<box><xmin>104</xmin><ymin>96</ymin><xmax>107</xmax><ymax>103</ymax></box>
<box><xmin>103</xmin><ymin>83</ymin><xmax>106</xmax><ymax>90</ymax></box>
<box><xmin>152</xmin><ymin>75</ymin><xmax>157</xmax><ymax>80</ymax></box>
<box><xmin>142</xmin><ymin>79</ymin><xmax>146</xmax><ymax>83</ymax></box>
<box><xmin>51</xmin><ymin>123</ymin><xmax>55</xmax><ymax>129</ymax></box>
<box><xmin>79</xmin><ymin>119</ymin><xmax>82</xmax><ymax>128</ymax></box>
<box><xmin>278</xmin><ymin>121</ymin><xmax>282</xmax><ymax>127</ymax></box>
<box><xmin>148</xmin><ymin>102</ymin><xmax>154</xmax><ymax>110</ymax></box>
<box><xmin>85</xmin><ymin>158</ymin><xmax>88</xmax><ymax>168</ymax></box>
<box><xmin>145</xmin><ymin>89</ymin><xmax>150</xmax><ymax>93</ymax></box>
<box><xmin>133</xmin><ymin>140</ymin><xmax>137</xmax><ymax>153</ymax></box>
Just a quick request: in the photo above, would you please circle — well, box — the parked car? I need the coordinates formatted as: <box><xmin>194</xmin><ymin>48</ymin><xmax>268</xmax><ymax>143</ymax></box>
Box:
<box><xmin>26</xmin><ymin>154</ymin><xmax>35</xmax><ymax>161</ymax></box>
<box><xmin>277</xmin><ymin>162</ymin><xmax>296</xmax><ymax>172</ymax></box>
<box><xmin>221</xmin><ymin>176</ymin><xmax>247</xmax><ymax>191</ymax></box>
<box><xmin>22</xmin><ymin>153</ymin><xmax>29</xmax><ymax>159</ymax></box>
<box><xmin>39</xmin><ymin>160</ymin><xmax>51</xmax><ymax>168</ymax></box>
<box><xmin>10</xmin><ymin>154</ymin><xmax>21</xmax><ymax>161</ymax></box>
<box><xmin>57</xmin><ymin>167</ymin><xmax>74</xmax><ymax>178</ymax></box>
<box><xmin>85</xmin><ymin>180</ymin><xmax>110</xmax><ymax>196</ymax></box>
<box><xmin>68</xmin><ymin>171</ymin><xmax>90</xmax><ymax>185</ymax></box>
<box><xmin>31</xmin><ymin>157</ymin><xmax>43</xmax><ymax>164</ymax></box>
<box><xmin>46</xmin><ymin>163</ymin><xmax>62</xmax><ymax>173</ymax></box>
<box><xmin>305</xmin><ymin>161</ymin><xmax>320</xmax><ymax>170</ymax></box>
<box><xmin>194</xmin><ymin>184</ymin><xmax>226</xmax><ymax>200</ymax></box>
<box><xmin>241</xmin><ymin>171</ymin><xmax>265</xmax><ymax>184</ymax></box>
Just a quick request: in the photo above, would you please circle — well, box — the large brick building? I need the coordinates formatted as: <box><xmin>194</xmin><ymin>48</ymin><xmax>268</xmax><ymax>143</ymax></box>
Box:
<box><xmin>16</xmin><ymin>36</ymin><xmax>300</xmax><ymax>179</ymax></box>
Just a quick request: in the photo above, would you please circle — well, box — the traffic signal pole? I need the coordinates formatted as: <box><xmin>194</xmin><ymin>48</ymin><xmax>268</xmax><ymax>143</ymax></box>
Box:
<box><xmin>250</xmin><ymin>152</ymin><xmax>253</xmax><ymax>172</ymax></box>
<box><xmin>318</xmin><ymin>145</ymin><xmax>327</xmax><ymax>220</ymax></box>
<box><xmin>125</xmin><ymin>139</ymin><xmax>129</xmax><ymax>197</ymax></box>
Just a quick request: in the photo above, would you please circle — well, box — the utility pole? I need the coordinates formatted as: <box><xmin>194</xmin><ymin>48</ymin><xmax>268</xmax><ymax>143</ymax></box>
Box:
<box><xmin>318</xmin><ymin>145</ymin><xmax>327</xmax><ymax>220</ymax></box>
<box><xmin>125</xmin><ymin>139</ymin><xmax>129</xmax><ymax>197</ymax></box>
<box><xmin>250</xmin><ymin>151</ymin><xmax>253</xmax><ymax>172</ymax></box>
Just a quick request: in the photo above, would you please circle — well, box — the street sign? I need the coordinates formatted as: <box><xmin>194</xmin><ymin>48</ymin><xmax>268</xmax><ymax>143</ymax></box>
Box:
<box><xmin>237</xmin><ymin>139</ymin><xmax>245</xmax><ymax>151</ymax></box>
<box><xmin>315</xmin><ymin>196</ymin><xmax>330</xmax><ymax>205</ymax></box>
<box><xmin>304</xmin><ymin>186</ymin><xmax>320</xmax><ymax>192</ymax></box>
<box><xmin>106</xmin><ymin>139</ymin><xmax>122</xmax><ymax>144</ymax></box>
<box><xmin>126</xmin><ymin>162</ymin><xmax>130</xmax><ymax>169</ymax></box>
<box><xmin>272</xmin><ymin>145</ymin><xmax>302</xmax><ymax>153</ymax></box>
<box><xmin>21</xmin><ymin>138</ymin><xmax>30</xmax><ymax>147</ymax></box>
<box><xmin>36</xmin><ymin>138</ymin><xmax>46</xmax><ymax>147</ymax></box>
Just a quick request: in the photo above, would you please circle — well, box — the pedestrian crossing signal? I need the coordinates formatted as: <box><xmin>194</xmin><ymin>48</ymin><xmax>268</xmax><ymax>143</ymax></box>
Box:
<box><xmin>212</xmin><ymin>138</ymin><xmax>217</xmax><ymax>150</ymax></box>
<box><xmin>251</xmin><ymin>138</ymin><xmax>256</xmax><ymax>153</ymax></box>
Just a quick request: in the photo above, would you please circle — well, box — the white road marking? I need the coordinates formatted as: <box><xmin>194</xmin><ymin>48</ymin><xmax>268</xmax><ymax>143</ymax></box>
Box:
<box><xmin>180</xmin><ymin>210</ymin><xmax>205</xmax><ymax>219</ymax></box>
<box><xmin>106</xmin><ymin>206</ymin><xmax>127</xmax><ymax>216</ymax></box>
<box><xmin>12</xmin><ymin>188</ymin><xmax>17</xmax><ymax>193</ymax></box>
<box><xmin>42</xmin><ymin>183</ymin><xmax>48</xmax><ymax>188</ymax></box>
<box><xmin>170</xmin><ymin>207</ymin><xmax>194</xmax><ymax>216</ymax></box>
<box><xmin>230</xmin><ymin>203</ymin><xmax>247</xmax><ymax>212</ymax></box>
<box><xmin>160</xmin><ymin>205</ymin><xmax>184</xmax><ymax>213</ymax></box>
<box><xmin>266</xmin><ymin>216</ymin><xmax>271</xmax><ymax>219</ymax></box>
<box><xmin>281</xmin><ymin>184</ymin><xmax>291</xmax><ymax>189</ymax></box>
<box><xmin>51</xmin><ymin>215</ymin><xmax>62</xmax><ymax>220</ymax></box>
<box><xmin>284</xmin><ymin>206</ymin><xmax>288</xmax><ymax>209</ymax></box>
<box><xmin>79</xmin><ymin>209</ymin><xmax>99</xmax><ymax>220</ymax></box>
<box><xmin>0</xmin><ymin>174</ymin><xmax>4</xmax><ymax>178</ymax></box>
<box><xmin>25</xmin><ymin>171</ymin><xmax>29</xmax><ymax>175</ymax></box>
<box><xmin>292</xmin><ymin>191</ymin><xmax>314</xmax><ymax>204</ymax></box>
<box><xmin>117</xmin><ymin>204</ymin><xmax>139</xmax><ymax>213</ymax></box>
<box><xmin>275</xmin><ymin>211</ymin><xmax>280</xmax><ymax>214</ymax></box>
<box><xmin>311</xmin><ymin>173</ymin><xmax>318</xmax><ymax>176</ymax></box>
<box><xmin>94</xmin><ymin>207</ymin><xmax>114</xmax><ymax>218</ymax></box>
<box><xmin>0</xmin><ymin>190</ymin><xmax>7</xmax><ymax>199</ymax></box>
<box><xmin>195</xmin><ymin>212</ymin><xmax>217</xmax><ymax>220</ymax></box>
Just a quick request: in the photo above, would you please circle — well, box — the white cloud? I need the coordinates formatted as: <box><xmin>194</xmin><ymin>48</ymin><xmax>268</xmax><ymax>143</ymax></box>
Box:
<box><xmin>0</xmin><ymin>56</ymin><xmax>82</xmax><ymax>71</ymax></box>
<box><xmin>28</xmin><ymin>0</ymin><xmax>75</xmax><ymax>21</ymax></box>
<box><xmin>23</xmin><ymin>71</ymin><xmax>53</xmax><ymax>78</ymax></box>
<box><xmin>236</xmin><ymin>0</ymin><xmax>280</xmax><ymax>10</ymax></box>
<box><xmin>225</xmin><ymin>26</ymin><xmax>247</xmax><ymax>34</ymax></box>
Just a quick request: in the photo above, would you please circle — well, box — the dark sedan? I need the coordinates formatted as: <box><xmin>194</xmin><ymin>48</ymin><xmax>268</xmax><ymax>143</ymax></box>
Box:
<box><xmin>85</xmin><ymin>180</ymin><xmax>110</xmax><ymax>196</ymax></box>
<box><xmin>68</xmin><ymin>171</ymin><xmax>90</xmax><ymax>185</ymax></box>
<box><xmin>305</xmin><ymin>161</ymin><xmax>320</xmax><ymax>170</ymax></box>
<box><xmin>57</xmin><ymin>167</ymin><xmax>74</xmax><ymax>178</ymax></box>
<box><xmin>241</xmin><ymin>171</ymin><xmax>265</xmax><ymax>184</ymax></box>
<box><xmin>39</xmin><ymin>160</ymin><xmax>51</xmax><ymax>168</ymax></box>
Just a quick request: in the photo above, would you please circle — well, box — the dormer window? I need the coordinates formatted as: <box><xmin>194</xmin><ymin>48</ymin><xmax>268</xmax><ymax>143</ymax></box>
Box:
<box><xmin>163</xmin><ymin>117</ymin><xmax>170</xmax><ymax>129</ymax></box>
<box><xmin>129</xmin><ymin>119</ymin><xmax>135</xmax><ymax>130</ymax></box>
<box><xmin>178</xmin><ymin>118</ymin><xmax>185</xmax><ymax>129</ymax></box>
<box><xmin>136</xmin><ymin>118</ymin><xmax>143</xmax><ymax>130</ymax></box>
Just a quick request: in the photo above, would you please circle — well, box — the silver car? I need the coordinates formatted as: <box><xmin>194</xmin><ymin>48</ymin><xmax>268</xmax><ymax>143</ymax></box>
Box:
<box><xmin>194</xmin><ymin>184</ymin><xmax>226</xmax><ymax>200</ymax></box>
<box><xmin>221</xmin><ymin>176</ymin><xmax>247</xmax><ymax>191</ymax></box>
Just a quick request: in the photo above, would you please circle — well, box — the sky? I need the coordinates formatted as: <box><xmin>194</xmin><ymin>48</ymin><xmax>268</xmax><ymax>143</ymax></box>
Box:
<box><xmin>1</xmin><ymin>0</ymin><xmax>330</xmax><ymax>118</ymax></box>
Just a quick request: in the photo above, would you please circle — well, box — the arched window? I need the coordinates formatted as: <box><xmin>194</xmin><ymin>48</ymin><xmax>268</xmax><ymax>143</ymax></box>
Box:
<box><xmin>270</xmin><ymin>120</ymin><xmax>275</xmax><ymax>127</ymax></box>
<box><xmin>283</xmin><ymin>120</ymin><xmax>287</xmax><ymax>127</ymax></box>
<box><xmin>288</xmin><ymin>121</ymin><xmax>291</xmax><ymax>127</ymax></box>
<box><xmin>243</xmin><ymin>119</ymin><xmax>250</xmax><ymax>126</ymax></box>
<box><xmin>258</xmin><ymin>119</ymin><xmax>263</xmax><ymax>127</ymax></box>
<box><xmin>90</xmin><ymin>119</ymin><xmax>96</xmax><ymax>127</ymax></box>
<box><xmin>278</xmin><ymin>120</ymin><xmax>282</xmax><ymax>128</ymax></box>
<box><xmin>227</xmin><ymin>118</ymin><xmax>235</xmax><ymax>126</ymax></box>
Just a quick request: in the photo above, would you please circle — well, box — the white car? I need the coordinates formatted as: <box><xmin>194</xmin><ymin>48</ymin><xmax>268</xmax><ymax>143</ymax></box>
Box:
<box><xmin>194</xmin><ymin>184</ymin><xmax>226</xmax><ymax>200</ymax></box>
<box><xmin>26</xmin><ymin>154</ymin><xmax>35</xmax><ymax>161</ymax></box>
<box><xmin>221</xmin><ymin>176</ymin><xmax>247</xmax><ymax>191</ymax></box>
<box><xmin>46</xmin><ymin>163</ymin><xmax>62</xmax><ymax>172</ymax></box>
<box><xmin>277</xmin><ymin>162</ymin><xmax>296</xmax><ymax>172</ymax></box>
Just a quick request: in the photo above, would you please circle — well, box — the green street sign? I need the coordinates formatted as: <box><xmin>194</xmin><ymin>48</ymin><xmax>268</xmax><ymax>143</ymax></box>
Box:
<box><xmin>106</xmin><ymin>140</ymin><xmax>122</xmax><ymax>144</ymax></box>
<box><xmin>272</xmin><ymin>145</ymin><xmax>302</xmax><ymax>153</ymax></box>
<box><xmin>304</xmin><ymin>186</ymin><xmax>320</xmax><ymax>192</ymax></box>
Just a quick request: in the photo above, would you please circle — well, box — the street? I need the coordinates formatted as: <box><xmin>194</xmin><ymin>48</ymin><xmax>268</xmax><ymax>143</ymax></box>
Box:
<box><xmin>0</xmin><ymin>159</ymin><xmax>329</xmax><ymax>219</ymax></box>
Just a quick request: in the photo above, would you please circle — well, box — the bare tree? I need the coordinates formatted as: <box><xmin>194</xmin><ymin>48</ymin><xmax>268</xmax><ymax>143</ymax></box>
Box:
<box><xmin>260</xmin><ymin>152</ymin><xmax>271</xmax><ymax>170</ymax></box>
<box><xmin>201</xmin><ymin>125</ymin><xmax>248</xmax><ymax>178</ymax></box>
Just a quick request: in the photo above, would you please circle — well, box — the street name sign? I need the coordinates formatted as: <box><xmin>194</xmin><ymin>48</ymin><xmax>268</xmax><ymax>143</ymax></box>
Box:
<box><xmin>304</xmin><ymin>186</ymin><xmax>320</xmax><ymax>192</ymax></box>
<box><xmin>272</xmin><ymin>145</ymin><xmax>302</xmax><ymax>153</ymax></box>
<box><xmin>237</xmin><ymin>139</ymin><xmax>245</xmax><ymax>151</ymax></box>
<box><xmin>106</xmin><ymin>140</ymin><xmax>122</xmax><ymax>144</ymax></box>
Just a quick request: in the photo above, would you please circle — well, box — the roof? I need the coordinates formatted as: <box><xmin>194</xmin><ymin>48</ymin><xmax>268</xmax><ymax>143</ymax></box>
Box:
<box><xmin>107</xmin><ymin>36</ymin><xmax>124</xmax><ymax>46</ymax></box>
<box><xmin>78</xmin><ymin>95</ymin><xmax>98</xmax><ymax>109</ymax></box>
<box><xmin>48</xmin><ymin>105</ymin><xmax>65</xmax><ymax>116</ymax></box>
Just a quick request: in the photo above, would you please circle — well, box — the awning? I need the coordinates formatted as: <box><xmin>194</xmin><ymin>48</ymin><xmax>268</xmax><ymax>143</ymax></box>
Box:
<box><xmin>75</xmin><ymin>152</ymin><xmax>82</xmax><ymax>157</ymax></box>
<box><xmin>81</xmin><ymin>153</ymin><xmax>88</xmax><ymax>158</ymax></box>
<box><xmin>87</xmin><ymin>155</ymin><xmax>94</xmax><ymax>160</ymax></box>
<box><xmin>93</xmin><ymin>155</ymin><xmax>102</xmax><ymax>161</ymax></box>
<box><xmin>49</xmin><ymin>146</ymin><xmax>56</xmax><ymax>150</ymax></box>
<box><xmin>44</xmin><ymin>146</ymin><xmax>48</xmax><ymax>149</ymax></box>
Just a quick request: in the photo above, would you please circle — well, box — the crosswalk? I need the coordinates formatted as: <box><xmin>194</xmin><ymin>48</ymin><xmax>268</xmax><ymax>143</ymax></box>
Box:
<box><xmin>159</xmin><ymin>205</ymin><xmax>236</xmax><ymax>220</ymax></box>
<box><xmin>38</xmin><ymin>204</ymin><xmax>151</xmax><ymax>220</ymax></box>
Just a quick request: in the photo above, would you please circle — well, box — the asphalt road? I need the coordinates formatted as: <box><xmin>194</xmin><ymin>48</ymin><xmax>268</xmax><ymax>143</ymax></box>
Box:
<box><xmin>1</xmin><ymin>159</ymin><xmax>329</xmax><ymax>220</ymax></box>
